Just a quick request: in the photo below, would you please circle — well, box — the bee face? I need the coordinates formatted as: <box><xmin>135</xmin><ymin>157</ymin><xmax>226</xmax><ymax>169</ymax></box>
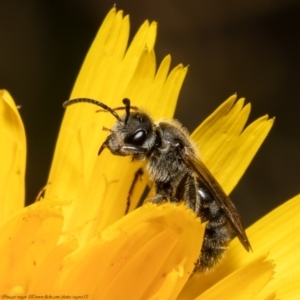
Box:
<box><xmin>63</xmin><ymin>98</ymin><xmax>251</xmax><ymax>272</ymax></box>
<box><xmin>103</xmin><ymin>111</ymin><xmax>156</xmax><ymax>158</ymax></box>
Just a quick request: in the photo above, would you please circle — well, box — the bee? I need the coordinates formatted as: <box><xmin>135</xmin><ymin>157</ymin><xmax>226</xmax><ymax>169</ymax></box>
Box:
<box><xmin>63</xmin><ymin>98</ymin><xmax>251</xmax><ymax>272</ymax></box>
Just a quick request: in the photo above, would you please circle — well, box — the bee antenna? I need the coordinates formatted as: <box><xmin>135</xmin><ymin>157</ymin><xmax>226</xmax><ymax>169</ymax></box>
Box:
<box><xmin>122</xmin><ymin>98</ymin><xmax>131</xmax><ymax>125</ymax></box>
<box><xmin>63</xmin><ymin>98</ymin><xmax>122</xmax><ymax>122</ymax></box>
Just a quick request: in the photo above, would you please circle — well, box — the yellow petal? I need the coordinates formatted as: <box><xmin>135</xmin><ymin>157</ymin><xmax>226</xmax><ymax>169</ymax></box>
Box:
<box><xmin>45</xmin><ymin>8</ymin><xmax>132</xmax><ymax>204</ymax></box>
<box><xmin>153</xmin><ymin>63</ymin><xmax>188</xmax><ymax>119</ymax></box>
<box><xmin>71</xmin><ymin>8</ymin><xmax>130</xmax><ymax>98</ymax></box>
<box><xmin>255</xmin><ymin>293</ymin><xmax>277</xmax><ymax>300</ymax></box>
<box><xmin>246</xmin><ymin>194</ymin><xmax>300</xmax><ymax>299</ymax></box>
<box><xmin>0</xmin><ymin>201</ymin><xmax>63</xmax><ymax>292</ymax></box>
<box><xmin>28</xmin><ymin>242</ymin><xmax>75</xmax><ymax>293</ymax></box>
<box><xmin>180</xmin><ymin>194</ymin><xmax>300</xmax><ymax>299</ymax></box>
<box><xmin>194</xmin><ymin>255</ymin><xmax>274</xmax><ymax>300</ymax></box>
<box><xmin>0</xmin><ymin>90</ymin><xmax>26</xmax><ymax>227</ymax></box>
<box><xmin>191</xmin><ymin>95</ymin><xmax>274</xmax><ymax>194</ymax></box>
<box><xmin>50</xmin><ymin>203</ymin><xmax>204</xmax><ymax>299</ymax></box>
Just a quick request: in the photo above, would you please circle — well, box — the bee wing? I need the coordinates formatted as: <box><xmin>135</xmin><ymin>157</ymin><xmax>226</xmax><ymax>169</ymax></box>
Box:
<box><xmin>180</xmin><ymin>147</ymin><xmax>252</xmax><ymax>252</ymax></box>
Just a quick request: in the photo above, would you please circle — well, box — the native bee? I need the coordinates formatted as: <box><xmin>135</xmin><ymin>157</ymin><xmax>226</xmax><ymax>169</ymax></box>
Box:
<box><xmin>63</xmin><ymin>98</ymin><xmax>251</xmax><ymax>272</ymax></box>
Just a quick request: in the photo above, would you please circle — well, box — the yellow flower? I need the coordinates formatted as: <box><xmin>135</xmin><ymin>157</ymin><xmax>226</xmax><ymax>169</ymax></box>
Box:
<box><xmin>0</xmin><ymin>7</ymin><xmax>299</xmax><ymax>299</ymax></box>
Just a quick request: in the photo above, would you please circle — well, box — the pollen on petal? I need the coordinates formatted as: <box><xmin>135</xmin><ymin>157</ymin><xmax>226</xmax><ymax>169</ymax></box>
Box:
<box><xmin>0</xmin><ymin>90</ymin><xmax>26</xmax><ymax>226</ymax></box>
<box><xmin>0</xmin><ymin>201</ymin><xmax>63</xmax><ymax>292</ymax></box>
<box><xmin>27</xmin><ymin>242</ymin><xmax>76</xmax><ymax>293</ymax></box>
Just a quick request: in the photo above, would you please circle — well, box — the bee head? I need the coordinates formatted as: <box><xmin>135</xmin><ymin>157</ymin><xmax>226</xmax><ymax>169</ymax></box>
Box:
<box><xmin>106</xmin><ymin>103</ymin><xmax>155</xmax><ymax>158</ymax></box>
<box><xmin>63</xmin><ymin>98</ymin><xmax>156</xmax><ymax>158</ymax></box>
<box><xmin>117</xmin><ymin>110</ymin><xmax>154</xmax><ymax>147</ymax></box>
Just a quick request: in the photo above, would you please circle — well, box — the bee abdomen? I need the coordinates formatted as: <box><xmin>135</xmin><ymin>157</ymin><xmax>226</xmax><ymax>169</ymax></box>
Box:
<box><xmin>195</xmin><ymin>221</ymin><xmax>232</xmax><ymax>272</ymax></box>
<box><xmin>196</xmin><ymin>187</ymin><xmax>234</xmax><ymax>272</ymax></box>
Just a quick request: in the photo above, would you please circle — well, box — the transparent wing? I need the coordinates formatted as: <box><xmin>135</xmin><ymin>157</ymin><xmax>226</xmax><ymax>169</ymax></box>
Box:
<box><xmin>180</xmin><ymin>147</ymin><xmax>252</xmax><ymax>251</ymax></box>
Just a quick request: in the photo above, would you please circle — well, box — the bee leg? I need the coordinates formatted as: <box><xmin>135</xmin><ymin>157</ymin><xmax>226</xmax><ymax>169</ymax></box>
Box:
<box><xmin>122</xmin><ymin>145</ymin><xmax>148</xmax><ymax>154</ymax></box>
<box><xmin>148</xmin><ymin>181</ymin><xmax>173</xmax><ymax>204</ymax></box>
<box><xmin>135</xmin><ymin>184</ymin><xmax>152</xmax><ymax>208</ymax></box>
<box><xmin>147</xmin><ymin>194</ymin><xmax>168</xmax><ymax>204</ymax></box>
<box><xmin>35</xmin><ymin>182</ymin><xmax>51</xmax><ymax>202</ymax></box>
<box><xmin>98</xmin><ymin>139</ymin><xmax>108</xmax><ymax>155</ymax></box>
<box><xmin>125</xmin><ymin>168</ymin><xmax>144</xmax><ymax>215</ymax></box>
<box><xmin>182</xmin><ymin>174</ymin><xmax>201</xmax><ymax>215</ymax></box>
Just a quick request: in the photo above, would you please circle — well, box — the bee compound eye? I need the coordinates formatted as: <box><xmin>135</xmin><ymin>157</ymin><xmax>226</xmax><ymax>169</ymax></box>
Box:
<box><xmin>125</xmin><ymin>130</ymin><xmax>147</xmax><ymax>146</ymax></box>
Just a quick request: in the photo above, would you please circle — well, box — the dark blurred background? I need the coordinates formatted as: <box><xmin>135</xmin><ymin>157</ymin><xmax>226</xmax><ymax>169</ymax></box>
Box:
<box><xmin>0</xmin><ymin>0</ymin><xmax>299</xmax><ymax>227</ymax></box>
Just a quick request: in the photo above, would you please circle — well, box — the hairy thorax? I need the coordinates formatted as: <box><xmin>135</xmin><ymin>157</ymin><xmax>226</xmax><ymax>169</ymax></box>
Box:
<box><xmin>147</xmin><ymin>119</ymin><xmax>197</xmax><ymax>183</ymax></box>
